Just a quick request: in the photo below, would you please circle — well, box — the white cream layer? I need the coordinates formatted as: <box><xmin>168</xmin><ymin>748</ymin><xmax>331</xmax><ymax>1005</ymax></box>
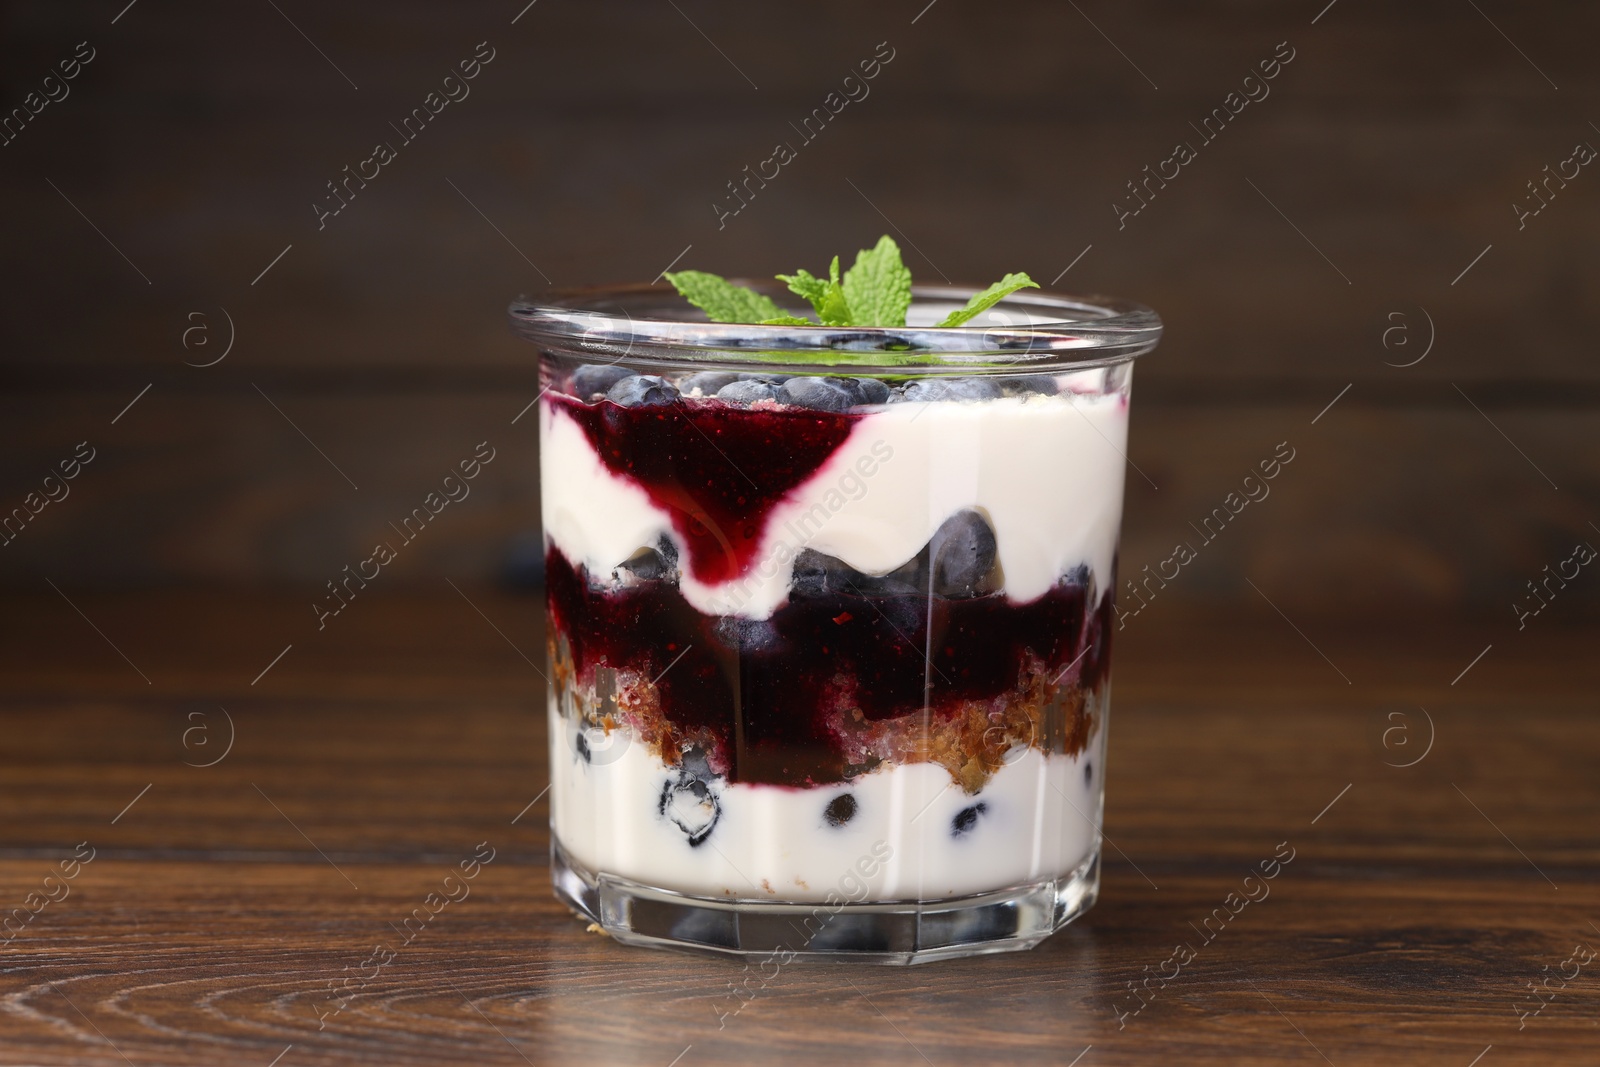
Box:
<box><xmin>540</xmin><ymin>377</ymin><xmax>1129</xmax><ymax>619</ymax></box>
<box><xmin>549</xmin><ymin>702</ymin><xmax>1105</xmax><ymax>902</ymax></box>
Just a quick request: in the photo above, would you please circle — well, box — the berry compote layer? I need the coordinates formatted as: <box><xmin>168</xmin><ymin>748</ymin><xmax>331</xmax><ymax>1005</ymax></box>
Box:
<box><xmin>541</xmin><ymin>362</ymin><xmax>1129</xmax><ymax>901</ymax></box>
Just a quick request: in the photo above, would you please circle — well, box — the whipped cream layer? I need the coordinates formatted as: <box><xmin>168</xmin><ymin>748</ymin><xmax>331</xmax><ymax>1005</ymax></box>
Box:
<box><xmin>549</xmin><ymin>701</ymin><xmax>1105</xmax><ymax>902</ymax></box>
<box><xmin>541</xmin><ymin>379</ymin><xmax>1129</xmax><ymax>619</ymax></box>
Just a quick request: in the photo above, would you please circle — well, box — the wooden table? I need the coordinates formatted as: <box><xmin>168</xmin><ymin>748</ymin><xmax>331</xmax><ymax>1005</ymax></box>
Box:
<box><xmin>1</xmin><ymin>590</ymin><xmax>1595</xmax><ymax>1065</ymax></box>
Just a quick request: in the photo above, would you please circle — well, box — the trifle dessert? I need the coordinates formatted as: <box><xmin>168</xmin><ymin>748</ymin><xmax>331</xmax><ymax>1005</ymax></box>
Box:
<box><xmin>510</xmin><ymin>238</ymin><xmax>1160</xmax><ymax>962</ymax></box>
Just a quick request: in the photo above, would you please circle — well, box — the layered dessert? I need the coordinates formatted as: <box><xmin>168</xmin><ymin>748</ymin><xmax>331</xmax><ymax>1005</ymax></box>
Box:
<box><xmin>541</xmin><ymin>356</ymin><xmax>1126</xmax><ymax>903</ymax></box>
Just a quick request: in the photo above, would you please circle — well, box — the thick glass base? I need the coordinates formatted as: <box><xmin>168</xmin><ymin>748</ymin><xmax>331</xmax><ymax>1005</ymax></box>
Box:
<box><xmin>552</xmin><ymin>838</ymin><xmax>1100</xmax><ymax>965</ymax></box>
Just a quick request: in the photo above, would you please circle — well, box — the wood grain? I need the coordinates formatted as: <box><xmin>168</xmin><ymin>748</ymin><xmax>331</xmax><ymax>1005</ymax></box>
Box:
<box><xmin>1</xmin><ymin>590</ymin><xmax>1596</xmax><ymax>1064</ymax></box>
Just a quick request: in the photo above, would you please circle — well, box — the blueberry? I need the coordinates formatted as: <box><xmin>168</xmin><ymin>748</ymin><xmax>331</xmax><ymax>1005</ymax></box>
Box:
<box><xmin>894</xmin><ymin>378</ymin><xmax>1002</xmax><ymax>403</ymax></box>
<box><xmin>843</xmin><ymin>377</ymin><xmax>891</xmax><ymax>405</ymax></box>
<box><xmin>1084</xmin><ymin>760</ymin><xmax>1094</xmax><ymax>785</ymax></box>
<box><xmin>679</xmin><ymin>746</ymin><xmax>714</xmax><ymax>782</ymax></box>
<box><xmin>1003</xmin><ymin>373</ymin><xmax>1060</xmax><ymax>396</ymax></box>
<box><xmin>717</xmin><ymin>379</ymin><xmax>779</xmax><ymax>404</ymax></box>
<box><xmin>951</xmin><ymin>802</ymin><xmax>988</xmax><ymax>837</ymax></box>
<box><xmin>681</xmin><ymin>371</ymin><xmax>739</xmax><ymax>396</ymax></box>
<box><xmin>571</xmin><ymin>364</ymin><xmax>631</xmax><ymax>400</ymax></box>
<box><xmin>659</xmin><ymin>752</ymin><xmax>721</xmax><ymax>847</ymax></box>
<box><xmin>782</xmin><ymin>377</ymin><xmax>856</xmax><ymax>413</ymax></box>
<box><xmin>886</xmin><ymin>550</ymin><xmax>931</xmax><ymax>593</ymax></box>
<box><xmin>824</xmin><ymin>793</ymin><xmax>857</xmax><ymax>827</ymax></box>
<box><xmin>790</xmin><ymin>550</ymin><xmax>839</xmax><ymax>596</ymax></box>
<box><xmin>790</xmin><ymin>550</ymin><xmax>864</xmax><ymax>597</ymax></box>
<box><xmin>853</xmin><ymin>550</ymin><xmax>928</xmax><ymax>598</ymax></box>
<box><xmin>612</xmin><ymin>537</ymin><xmax>676</xmax><ymax>583</ymax></box>
<box><xmin>930</xmin><ymin>510</ymin><xmax>999</xmax><ymax>597</ymax></box>
<box><xmin>661</xmin><ymin>779</ymin><xmax>719</xmax><ymax>846</ymax></box>
<box><xmin>576</xmin><ymin>731</ymin><xmax>591</xmax><ymax>763</ymax></box>
<box><xmin>607</xmin><ymin>374</ymin><xmax>678</xmax><ymax>407</ymax></box>
<box><xmin>616</xmin><ymin>545</ymin><xmax>672</xmax><ymax>582</ymax></box>
<box><xmin>713</xmin><ymin>615</ymin><xmax>780</xmax><ymax>653</ymax></box>
<box><xmin>791</xmin><ymin>548</ymin><xmax>927</xmax><ymax>599</ymax></box>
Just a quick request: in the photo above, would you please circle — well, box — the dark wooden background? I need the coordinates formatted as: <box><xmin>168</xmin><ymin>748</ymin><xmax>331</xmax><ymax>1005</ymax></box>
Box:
<box><xmin>1</xmin><ymin>0</ymin><xmax>1596</xmax><ymax>613</ymax></box>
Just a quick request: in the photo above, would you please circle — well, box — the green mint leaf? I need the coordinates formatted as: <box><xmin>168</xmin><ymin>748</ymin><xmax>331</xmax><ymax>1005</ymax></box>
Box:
<box><xmin>776</xmin><ymin>268</ymin><xmax>828</xmax><ymax>308</ymax></box>
<box><xmin>663</xmin><ymin>270</ymin><xmax>786</xmax><ymax>324</ymax></box>
<box><xmin>816</xmin><ymin>256</ymin><xmax>853</xmax><ymax>326</ymax></box>
<box><xmin>669</xmin><ymin>240</ymin><xmax>1037</xmax><ymax>335</ymax></box>
<box><xmin>936</xmin><ymin>272</ymin><xmax>1040</xmax><ymax>327</ymax></box>
<box><xmin>842</xmin><ymin>235</ymin><xmax>913</xmax><ymax>327</ymax></box>
<box><xmin>777</xmin><ymin>256</ymin><xmax>852</xmax><ymax>326</ymax></box>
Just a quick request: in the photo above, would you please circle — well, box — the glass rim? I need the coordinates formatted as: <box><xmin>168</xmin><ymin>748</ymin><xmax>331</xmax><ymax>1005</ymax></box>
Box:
<box><xmin>508</xmin><ymin>282</ymin><xmax>1161</xmax><ymax>372</ymax></box>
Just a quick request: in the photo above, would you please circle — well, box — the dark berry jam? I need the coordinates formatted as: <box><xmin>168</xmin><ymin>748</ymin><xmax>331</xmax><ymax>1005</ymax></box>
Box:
<box><xmin>545</xmin><ymin>547</ymin><xmax>1114</xmax><ymax>788</ymax></box>
<box><xmin>548</xmin><ymin>394</ymin><xmax>860</xmax><ymax>585</ymax></box>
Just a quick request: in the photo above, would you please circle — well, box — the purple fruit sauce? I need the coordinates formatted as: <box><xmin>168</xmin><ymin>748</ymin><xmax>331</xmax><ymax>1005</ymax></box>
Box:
<box><xmin>546</xmin><ymin>547</ymin><xmax>1113</xmax><ymax>787</ymax></box>
<box><xmin>549</xmin><ymin>394</ymin><xmax>860</xmax><ymax>585</ymax></box>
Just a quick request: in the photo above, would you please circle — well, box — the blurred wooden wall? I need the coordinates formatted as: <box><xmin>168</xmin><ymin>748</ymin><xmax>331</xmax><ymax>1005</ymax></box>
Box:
<box><xmin>1</xmin><ymin>0</ymin><xmax>1596</xmax><ymax>614</ymax></box>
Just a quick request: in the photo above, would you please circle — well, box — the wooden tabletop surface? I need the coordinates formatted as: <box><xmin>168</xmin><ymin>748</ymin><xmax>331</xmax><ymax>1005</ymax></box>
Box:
<box><xmin>1</xmin><ymin>589</ymin><xmax>1595</xmax><ymax>1066</ymax></box>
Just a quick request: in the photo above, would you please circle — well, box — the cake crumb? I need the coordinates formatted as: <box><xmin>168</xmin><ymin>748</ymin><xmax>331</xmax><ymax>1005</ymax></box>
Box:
<box><xmin>584</xmin><ymin>922</ymin><xmax>611</xmax><ymax>938</ymax></box>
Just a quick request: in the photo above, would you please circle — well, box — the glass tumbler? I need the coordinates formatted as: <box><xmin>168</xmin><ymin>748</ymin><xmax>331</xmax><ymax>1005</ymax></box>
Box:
<box><xmin>509</xmin><ymin>283</ymin><xmax>1160</xmax><ymax>963</ymax></box>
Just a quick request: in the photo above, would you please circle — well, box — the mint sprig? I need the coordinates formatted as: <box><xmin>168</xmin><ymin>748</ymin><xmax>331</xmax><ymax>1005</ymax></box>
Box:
<box><xmin>664</xmin><ymin>235</ymin><xmax>1036</xmax><ymax>329</ymax></box>
<box><xmin>777</xmin><ymin>256</ymin><xmax>852</xmax><ymax>326</ymax></box>
<box><xmin>842</xmin><ymin>235</ymin><xmax>913</xmax><ymax>327</ymax></box>
<box><xmin>935</xmin><ymin>272</ymin><xmax>1039</xmax><ymax>327</ymax></box>
<box><xmin>660</xmin><ymin>269</ymin><xmax>786</xmax><ymax>324</ymax></box>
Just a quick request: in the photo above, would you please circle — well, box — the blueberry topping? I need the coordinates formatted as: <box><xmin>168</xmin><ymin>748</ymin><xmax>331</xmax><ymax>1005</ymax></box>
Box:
<box><xmin>607</xmin><ymin>374</ymin><xmax>679</xmax><ymax>407</ymax></box>
<box><xmin>843</xmin><ymin>377</ymin><xmax>891</xmax><ymax>405</ymax></box>
<box><xmin>575</xmin><ymin>731</ymin><xmax>592</xmax><ymax>763</ymax></box>
<box><xmin>571</xmin><ymin>364</ymin><xmax>631</xmax><ymax>400</ymax></box>
<box><xmin>681</xmin><ymin>371</ymin><xmax>739</xmax><ymax>396</ymax></box>
<box><xmin>930</xmin><ymin>510</ymin><xmax>999</xmax><ymax>597</ymax></box>
<box><xmin>659</xmin><ymin>751</ymin><xmax>721</xmax><ymax>846</ymax></box>
<box><xmin>894</xmin><ymin>378</ymin><xmax>1002</xmax><ymax>403</ymax></box>
<box><xmin>1084</xmin><ymin>760</ymin><xmax>1094</xmax><ymax>785</ymax></box>
<box><xmin>952</xmin><ymin>802</ymin><xmax>988</xmax><ymax>837</ymax></box>
<box><xmin>824</xmin><ymin>793</ymin><xmax>858</xmax><ymax>827</ymax></box>
<box><xmin>781</xmin><ymin>377</ymin><xmax>856</xmax><ymax>413</ymax></box>
<box><xmin>1003</xmin><ymin>373</ymin><xmax>1060</xmax><ymax>396</ymax></box>
<box><xmin>824</xmin><ymin>330</ymin><xmax>917</xmax><ymax>352</ymax></box>
<box><xmin>717</xmin><ymin>379</ymin><xmax>779</xmax><ymax>404</ymax></box>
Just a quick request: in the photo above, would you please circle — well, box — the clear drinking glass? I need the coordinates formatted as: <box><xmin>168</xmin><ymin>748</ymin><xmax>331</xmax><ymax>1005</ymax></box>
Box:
<box><xmin>509</xmin><ymin>283</ymin><xmax>1160</xmax><ymax>963</ymax></box>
